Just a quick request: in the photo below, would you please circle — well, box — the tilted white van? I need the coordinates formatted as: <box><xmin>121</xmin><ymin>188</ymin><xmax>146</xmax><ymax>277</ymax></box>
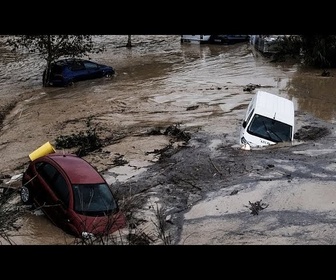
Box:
<box><xmin>239</xmin><ymin>90</ymin><xmax>294</xmax><ymax>149</ymax></box>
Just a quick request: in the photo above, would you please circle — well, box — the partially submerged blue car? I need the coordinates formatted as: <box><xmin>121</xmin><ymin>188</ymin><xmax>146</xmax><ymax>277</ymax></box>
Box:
<box><xmin>43</xmin><ymin>58</ymin><xmax>115</xmax><ymax>87</ymax></box>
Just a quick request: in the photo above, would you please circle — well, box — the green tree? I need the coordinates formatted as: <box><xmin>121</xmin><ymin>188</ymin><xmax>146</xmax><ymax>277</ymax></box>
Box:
<box><xmin>6</xmin><ymin>35</ymin><xmax>106</xmax><ymax>86</ymax></box>
<box><xmin>300</xmin><ymin>35</ymin><xmax>336</xmax><ymax>68</ymax></box>
<box><xmin>277</xmin><ymin>35</ymin><xmax>336</xmax><ymax>68</ymax></box>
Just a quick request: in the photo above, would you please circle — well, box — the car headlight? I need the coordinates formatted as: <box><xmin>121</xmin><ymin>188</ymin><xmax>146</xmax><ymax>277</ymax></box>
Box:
<box><xmin>82</xmin><ymin>232</ymin><xmax>95</xmax><ymax>239</ymax></box>
<box><xmin>240</xmin><ymin>137</ymin><xmax>251</xmax><ymax>150</ymax></box>
<box><xmin>240</xmin><ymin>136</ymin><xmax>248</xmax><ymax>144</ymax></box>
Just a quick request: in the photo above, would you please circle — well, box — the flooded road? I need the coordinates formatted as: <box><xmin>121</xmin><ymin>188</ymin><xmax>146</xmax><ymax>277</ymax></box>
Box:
<box><xmin>1</xmin><ymin>35</ymin><xmax>336</xmax><ymax>245</ymax></box>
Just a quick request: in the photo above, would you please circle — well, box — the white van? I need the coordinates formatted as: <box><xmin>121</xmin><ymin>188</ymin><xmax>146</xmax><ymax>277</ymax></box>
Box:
<box><xmin>239</xmin><ymin>90</ymin><xmax>294</xmax><ymax>149</ymax></box>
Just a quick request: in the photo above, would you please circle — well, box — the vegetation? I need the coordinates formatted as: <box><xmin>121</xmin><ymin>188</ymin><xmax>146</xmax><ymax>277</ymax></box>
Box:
<box><xmin>276</xmin><ymin>35</ymin><xmax>336</xmax><ymax>68</ymax></box>
<box><xmin>60</xmin><ymin>190</ymin><xmax>172</xmax><ymax>245</ymax></box>
<box><xmin>300</xmin><ymin>35</ymin><xmax>336</xmax><ymax>68</ymax></box>
<box><xmin>0</xmin><ymin>188</ymin><xmax>26</xmax><ymax>245</ymax></box>
<box><xmin>54</xmin><ymin>118</ymin><xmax>102</xmax><ymax>157</ymax></box>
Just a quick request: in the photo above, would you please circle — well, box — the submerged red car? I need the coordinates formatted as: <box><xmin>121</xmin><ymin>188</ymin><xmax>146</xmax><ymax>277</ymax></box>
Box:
<box><xmin>20</xmin><ymin>153</ymin><xmax>126</xmax><ymax>238</ymax></box>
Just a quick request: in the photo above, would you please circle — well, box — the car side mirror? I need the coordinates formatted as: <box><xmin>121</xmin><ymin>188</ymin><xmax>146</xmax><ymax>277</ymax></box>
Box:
<box><xmin>242</xmin><ymin>121</ymin><xmax>247</xmax><ymax>128</ymax></box>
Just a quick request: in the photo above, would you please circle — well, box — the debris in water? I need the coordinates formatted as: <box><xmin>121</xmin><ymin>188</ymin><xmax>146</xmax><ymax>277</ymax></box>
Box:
<box><xmin>245</xmin><ymin>200</ymin><xmax>269</xmax><ymax>215</ymax></box>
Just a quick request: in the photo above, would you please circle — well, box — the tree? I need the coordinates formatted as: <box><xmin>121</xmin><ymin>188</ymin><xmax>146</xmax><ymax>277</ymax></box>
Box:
<box><xmin>126</xmin><ymin>35</ymin><xmax>132</xmax><ymax>48</ymax></box>
<box><xmin>299</xmin><ymin>35</ymin><xmax>336</xmax><ymax>68</ymax></box>
<box><xmin>6</xmin><ymin>35</ymin><xmax>106</xmax><ymax>86</ymax></box>
<box><xmin>276</xmin><ymin>35</ymin><xmax>336</xmax><ymax>68</ymax></box>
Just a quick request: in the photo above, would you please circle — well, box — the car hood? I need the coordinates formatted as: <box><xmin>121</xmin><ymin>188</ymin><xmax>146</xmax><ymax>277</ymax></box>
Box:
<box><xmin>69</xmin><ymin>210</ymin><xmax>126</xmax><ymax>237</ymax></box>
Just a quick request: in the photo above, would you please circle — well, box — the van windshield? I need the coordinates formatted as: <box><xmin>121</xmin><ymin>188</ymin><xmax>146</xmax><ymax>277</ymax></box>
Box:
<box><xmin>247</xmin><ymin>114</ymin><xmax>292</xmax><ymax>143</ymax></box>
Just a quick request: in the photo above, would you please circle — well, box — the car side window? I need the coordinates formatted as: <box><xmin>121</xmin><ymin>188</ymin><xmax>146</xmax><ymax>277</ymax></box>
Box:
<box><xmin>53</xmin><ymin>174</ymin><xmax>70</xmax><ymax>206</ymax></box>
<box><xmin>83</xmin><ymin>61</ymin><xmax>98</xmax><ymax>70</ymax></box>
<box><xmin>37</xmin><ymin>162</ymin><xmax>57</xmax><ymax>185</ymax></box>
<box><xmin>70</xmin><ymin>61</ymin><xmax>85</xmax><ymax>71</ymax></box>
<box><xmin>37</xmin><ymin>162</ymin><xmax>69</xmax><ymax>206</ymax></box>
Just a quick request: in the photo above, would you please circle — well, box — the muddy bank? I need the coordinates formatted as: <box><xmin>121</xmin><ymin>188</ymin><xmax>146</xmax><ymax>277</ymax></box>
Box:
<box><xmin>109</xmin><ymin>113</ymin><xmax>336</xmax><ymax>245</ymax></box>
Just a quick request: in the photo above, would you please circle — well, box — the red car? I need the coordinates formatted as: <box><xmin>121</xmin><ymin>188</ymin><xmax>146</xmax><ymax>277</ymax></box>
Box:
<box><xmin>20</xmin><ymin>153</ymin><xmax>126</xmax><ymax>238</ymax></box>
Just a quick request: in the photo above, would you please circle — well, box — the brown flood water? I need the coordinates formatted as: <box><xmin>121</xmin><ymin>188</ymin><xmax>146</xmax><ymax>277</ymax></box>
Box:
<box><xmin>1</xmin><ymin>35</ymin><xmax>336</xmax><ymax>245</ymax></box>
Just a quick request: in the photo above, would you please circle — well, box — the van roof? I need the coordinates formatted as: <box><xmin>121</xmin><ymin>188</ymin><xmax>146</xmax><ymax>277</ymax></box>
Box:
<box><xmin>253</xmin><ymin>90</ymin><xmax>294</xmax><ymax>126</ymax></box>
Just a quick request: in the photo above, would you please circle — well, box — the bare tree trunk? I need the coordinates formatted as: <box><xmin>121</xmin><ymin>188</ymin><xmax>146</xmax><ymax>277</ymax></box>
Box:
<box><xmin>126</xmin><ymin>35</ymin><xmax>132</xmax><ymax>48</ymax></box>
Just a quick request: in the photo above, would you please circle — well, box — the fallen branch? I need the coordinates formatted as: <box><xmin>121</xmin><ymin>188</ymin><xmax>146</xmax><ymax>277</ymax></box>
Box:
<box><xmin>209</xmin><ymin>156</ymin><xmax>222</xmax><ymax>176</ymax></box>
<box><xmin>245</xmin><ymin>199</ymin><xmax>269</xmax><ymax>215</ymax></box>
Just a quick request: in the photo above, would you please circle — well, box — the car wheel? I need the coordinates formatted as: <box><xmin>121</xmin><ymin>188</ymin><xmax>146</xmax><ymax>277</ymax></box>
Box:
<box><xmin>20</xmin><ymin>184</ymin><xmax>32</xmax><ymax>205</ymax></box>
<box><xmin>65</xmin><ymin>80</ymin><xmax>74</xmax><ymax>87</ymax></box>
<box><xmin>104</xmin><ymin>73</ymin><xmax>112</xmax><ymax>78</ymax></box>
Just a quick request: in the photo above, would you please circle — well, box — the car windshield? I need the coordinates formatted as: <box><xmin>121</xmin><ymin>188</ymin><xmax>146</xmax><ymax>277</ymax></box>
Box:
<box><xmin>72</xmin><ymin>183</ymin><xmax>118</xmax><ymax>216</ymax></box>
<box><xmin>247</xmin><ymin>114</ymin><xmax>292</xmax><ymax>143</ymax></box>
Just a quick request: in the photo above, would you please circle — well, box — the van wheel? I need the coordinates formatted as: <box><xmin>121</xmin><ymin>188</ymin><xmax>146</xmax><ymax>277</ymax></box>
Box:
<box><xmin>20</xmin><ymin>185</ymin><xmax>32</xmax><ymax>205</ymax></box>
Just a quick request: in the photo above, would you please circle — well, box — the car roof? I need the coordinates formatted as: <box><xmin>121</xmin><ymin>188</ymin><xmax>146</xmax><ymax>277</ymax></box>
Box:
<box><xmin>52</xmin><ymin>58</ymin><xmax>84</xmax><ymax>65</ymax></box>
<box><xmin>43</xmin><ymin>153</ymin><xmax>106</xmax><ymax>184</ymax></box>
<box><xmin>253</xmin><ymin>90</ymin><xmax>294</xmax><ymax>126</ymax></box>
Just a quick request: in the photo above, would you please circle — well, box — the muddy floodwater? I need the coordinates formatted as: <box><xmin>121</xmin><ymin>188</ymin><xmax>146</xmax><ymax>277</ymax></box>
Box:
<box><xmin>1</xmin><ymin>35</ymin><xmax>336</xmax><ymax>245</ymax></box>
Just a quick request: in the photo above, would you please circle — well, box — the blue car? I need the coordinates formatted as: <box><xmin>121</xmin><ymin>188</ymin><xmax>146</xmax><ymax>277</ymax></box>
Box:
<box><xmin>43</xmin><ymin>58</ymin><xmax>115</xmax><ymax>87</ymax></box>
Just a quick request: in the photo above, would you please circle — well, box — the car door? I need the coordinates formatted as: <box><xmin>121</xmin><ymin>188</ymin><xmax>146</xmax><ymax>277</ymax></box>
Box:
<box><xmin>47</xmin><ymin>170</ymin><xmax>72</xmax><ymax>232</ymax></box>
<box><xmin>37</xmin><ymin>163</ymin><xmax>69</xmax><ymax>230</ymax></box>
<box><xmin>69</xmin><ymin>60</ymin><xmax>88</xmax><ymax>81</ymax></box>
<box><xmin>33</xmin><ymin>162</ymin><xmax>59</xmax><ymax>216</ymax></box>
<box><xmin>83</xmin><ymin>61</ymin><xmax>103</xmax><ymax>79</ymax></box>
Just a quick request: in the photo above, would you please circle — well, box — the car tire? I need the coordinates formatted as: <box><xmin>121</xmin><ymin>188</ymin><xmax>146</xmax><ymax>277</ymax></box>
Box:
<box><xmin>20</xmin><ymin>184</ymin><xmax>32</xmax><ymax>205</ymax></box>
<box><xmin>65</xmin><ymin>80</ymin><xmax>74</xmax><ymax>87</ymax></box>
